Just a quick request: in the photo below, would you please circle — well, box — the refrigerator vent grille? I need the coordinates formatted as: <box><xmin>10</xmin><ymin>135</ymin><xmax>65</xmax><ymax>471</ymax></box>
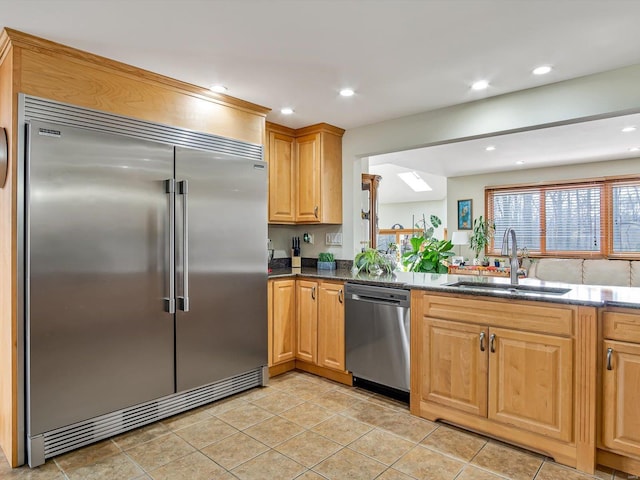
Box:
<box><xmin>39</xmin><ymin>368</ymin><xmax>263</xmax><ymax>459</ymax></box>
<box><xmin>23</xmin><ymin>95</ymin><xmax>263</xmax><ymax>160</ymax></box>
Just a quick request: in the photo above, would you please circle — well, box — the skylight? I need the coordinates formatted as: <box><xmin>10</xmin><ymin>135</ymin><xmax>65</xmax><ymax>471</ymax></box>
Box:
<box><xmin>398</xmin><ymin>171</ymin><xmax>432</xmax><ymax>192</ymax></box>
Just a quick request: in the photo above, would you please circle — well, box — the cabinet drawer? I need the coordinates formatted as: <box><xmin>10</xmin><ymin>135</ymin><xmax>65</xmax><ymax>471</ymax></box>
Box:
<box><xmin>603</xmin><ymin>311</ymin><xmax>640</xmax><ymax>343</ymax></box>
<box><xmin>422</xmin><ymin>294</ymin><xmax>574</xmax><ymax>336</ymax></box>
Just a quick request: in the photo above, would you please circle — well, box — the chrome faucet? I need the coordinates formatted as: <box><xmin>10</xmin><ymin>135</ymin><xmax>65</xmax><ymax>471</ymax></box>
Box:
<box><xmin>501</xmin><ymin>228</ymin><xmax>519</xmax><ymax>285</ymax></box>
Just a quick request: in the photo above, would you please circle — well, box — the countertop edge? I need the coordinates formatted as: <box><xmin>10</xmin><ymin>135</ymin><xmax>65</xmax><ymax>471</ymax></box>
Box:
<box><xmin>268</xmin><ymin>268</ymin><xmax>640</xmax><ymax>309</ymax></box>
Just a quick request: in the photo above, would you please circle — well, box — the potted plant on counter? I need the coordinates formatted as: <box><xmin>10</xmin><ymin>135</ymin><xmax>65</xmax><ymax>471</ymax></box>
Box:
<box><xmin>353</xmin><ymin>248</ymin><xmax>394</xmax><ymax>275</ymax></box>
<box><xmin>401</xmin><ymin>214</ymin><xmax>453</xmax><ymax>274</ymax></box>
<box><xmin>317</xmin><ymin>252</ymin><xmax>336</xmax><ymax>270</ymax></box>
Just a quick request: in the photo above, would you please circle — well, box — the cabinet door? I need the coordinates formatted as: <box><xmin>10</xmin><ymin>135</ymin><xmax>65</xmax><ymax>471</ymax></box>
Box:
<box><xmin>268</xmin><ymin>131</ymin><xmax>296</xmax><ymax>223</ymax></box>
<box><xmin>488</xmin><ymin>327</ymin><xmax>573</xmax><ymax>442</ymax></box>
<box><xmin>317</xmin><ymin>282</ymin><xmax>345</xmax><ymax>371</ymax></box>
<box><xmin>296</xmin><ymin>280</ymin><xmax>318</xmax><ymax>363</ymax></box>
<box><xmin>422</xmin><ymin>318</ymin><xmax>488</xmax><ymax>416</ymax></box>
<box><xmin>295</xmin><ymin>133</ymin><xmax>321</xmax><ymax>222</ymax></box>
<box><xmin>602</xmin><ymin>340</ymin><xmax>640</xmax><ymax>457</ymax></box>
<box><xmin>271</xmin><ymin>279</ymin><xmax>296</xmax><ymax>365</ymax></box>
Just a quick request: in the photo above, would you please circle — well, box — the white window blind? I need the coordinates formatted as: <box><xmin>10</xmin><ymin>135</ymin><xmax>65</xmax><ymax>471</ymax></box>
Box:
<box><xmin>612</xmin><ymin>183</ymin><xmax>640</xmax><ymax>253</ymax></box>
<box><xmin>487</xmin><ymin>177</ymin><xmax>640</xmax><ymax>258</ymax></box>
<box><xmin>491</xmin><ymin>190</ymin><xmax>540</xmax><ymax>252</ymax></box>
<box><xmin>545</xmin><ymin>187</ymin><xmax>601</xmax><ymax>252</ymax></box>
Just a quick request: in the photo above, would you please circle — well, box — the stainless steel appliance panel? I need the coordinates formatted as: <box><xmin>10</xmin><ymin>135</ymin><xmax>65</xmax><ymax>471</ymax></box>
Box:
<box><xmin>174</xmin><ymin>146</ymin><xmax>268</xmax><ymax>391</ymax></box>
<box><xmin>345</xmin><ymin>283</ymin><xmax>411</xmax><ymax>392</ymax></box>
<box><xmin>27</xmin><ymin>121</ymin><xmax>176</xmax><ymax>435</ymax></box>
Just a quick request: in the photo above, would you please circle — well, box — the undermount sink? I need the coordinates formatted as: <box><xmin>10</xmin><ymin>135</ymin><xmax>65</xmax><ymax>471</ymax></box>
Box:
<box><xmin>444</xmin><ymin>281</ymin><xmax>571</xmax><ymax>296</ymax></box>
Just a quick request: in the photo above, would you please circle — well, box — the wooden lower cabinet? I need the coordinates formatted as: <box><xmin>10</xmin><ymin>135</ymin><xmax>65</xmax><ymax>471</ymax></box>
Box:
<box><xmin>268</xmin><ymin>279</ymin><xmax>296</xmax><ymax>366</ymax></box>
<box><xmin>488</xmin><ymin>327</ymin><xmax>573</xmax><ymax>442</ymax></box>
<box><xmin>296</xmin><ymin>280</ymin><xmax>318</xmax><ymax>364</ymax></box>
<box><xmin>423</xmin><ymin>319</ymin><xmax>488</xmax><ymax>416</ymax></box>
<box><xmin>268</xmin><ymin>277</ymin><xmax>349</xmax><ymax>383</ymax></box>
<box><xmin>598</xmin><ymin>310</ymin><xmax>640</xmax><ymax>476</ymax></box>
<box><xmin>296</xmin><ymin>279</ymin><xmax>346</xmax><ymax>372</ymax></box>
<box><xmin>317</xmin><ymin>282</ymin><xmax>345</xmax><ymax>371</ymax></box>
<box><xmin>602</xmin><ymin>340</ymin><xmax>640</xmax><ymax>457</ymax></box>
<box><xmin>412</xmin><ymin>292</ymin><xmax>598</xmax><ymax>474</ymax></box>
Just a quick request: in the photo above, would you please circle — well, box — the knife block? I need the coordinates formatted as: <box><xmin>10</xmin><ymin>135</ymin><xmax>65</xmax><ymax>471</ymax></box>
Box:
<box><xmin>291</xmin><ymin>252</ymin><xmax>301</xmax><ymax>268</ymax></box>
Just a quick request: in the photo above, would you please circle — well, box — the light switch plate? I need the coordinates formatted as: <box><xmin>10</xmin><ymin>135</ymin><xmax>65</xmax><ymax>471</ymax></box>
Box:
<box><xmin>325</xmin><ymin>232</ymin><xmax>343</xmax><ymax>246</ymax></box>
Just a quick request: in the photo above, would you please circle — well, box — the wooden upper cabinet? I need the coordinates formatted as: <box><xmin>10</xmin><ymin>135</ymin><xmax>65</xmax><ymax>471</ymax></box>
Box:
<box><xmin>422</xmin><ymin>318</ymin><xmax>488</xmax><ymax>417</ymax></box>
<box><xmin>296</xmin><ymin>132</ymin><xmax>322</xmax><ymax>222</ymax></box>
<box><xmin>269</xmin><ymin>279</ymin><xmax>296</xmax><ymax>366</ymax></box>
<box><xmin>488</xmin><ymin>327</ymin><xmax>573</xmax><ymax>442</ymax></box>
<box><xmin>317</xmin><ymin>282</ymin><xmax>345</xmax><ymax>371</ymax></box>
<box><xmin>266</xmin><ymin>125</ymin><xmax>296</xmax><ymax>223</ymax></box>
<box><xmin>602</xmin><ymin>339</ymin><xmax>640</xmax><ymax>458</ymax></box>
<box><xmin>266</xmin><ymin>122</ymin><xmax>344</xmax><ymax>225</ymax></box>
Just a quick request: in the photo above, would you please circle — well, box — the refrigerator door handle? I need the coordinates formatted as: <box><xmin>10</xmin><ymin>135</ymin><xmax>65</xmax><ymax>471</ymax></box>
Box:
<box><xmin>165</xmin><ymin>179</ymin><xmax>176</xmax><ymax>314</ymax></box>
<box><xmin>178</xmin><ymin>180</ymin><xmax>190</xmax><ymax>312</ymax></box>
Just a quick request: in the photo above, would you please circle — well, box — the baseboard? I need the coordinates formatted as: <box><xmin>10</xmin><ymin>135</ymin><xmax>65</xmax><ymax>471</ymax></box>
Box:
<box><xmin>294</xmin><ymin>361</ymin><xmax>353</xmax><ymax>386</ymax></box>
<box><xmin>597</xmin><ymin>449</ymin><xmax>640</xmax><ymax>477</ymax></box>
<box><xmin>269</xmin><ymin>360</ymin><xmax>296</xmax><ymax>377</ymax></box>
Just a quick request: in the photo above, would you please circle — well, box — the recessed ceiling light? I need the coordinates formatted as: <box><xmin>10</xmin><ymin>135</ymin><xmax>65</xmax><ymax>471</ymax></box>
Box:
<box><xmin>622</xmin><ymin>126</ymin><xmax>637</xmax><ymax>133</ymax></box>
<box><xmin>397</xmin><ymin>172</ymin><xmax>432</xmax><ymax>192</ymax></box>
<box><xmin>280</xmin><ymin>107</ymin><xmax>294</xmax><ymax>115</ymax></box>
<box><xmin>485</xmin><ymin>145</ymin><xmax>496</xmax><ymax>151</ymax></box>
<box><xmin>532</xmin><ymin>65</ymin><xmax>552</xmax><ymax>75</ymax></box>
<box><xmin>339</xmin><ymin>88</ymin><xmax>355</xmax><ymax>97</ymax></box>
<box><xmin>210</xmin><ymin>85</ymin><xmax>227</xmax><ymax>93</ymax></box>
<box><xmin>629</xmin><ymin>147</ymin><xmax>640</xmax><ymax>152</ymax></box>
<box><xmin>516</xmin><ymin>160</ymin><xmax>525</xmax><ymax>165</ymax></box>
<box><xmin>471</xmin><ymin>80</ymin><xmax>489</xmax><ymax>91</ymax></box>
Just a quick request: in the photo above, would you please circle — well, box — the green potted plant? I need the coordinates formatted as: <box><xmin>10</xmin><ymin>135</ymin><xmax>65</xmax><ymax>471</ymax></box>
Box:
<box><xmin>317</xmin><ymin>252</ymin><xmax>336</xmax><ymax>270</ymax></box>
<box><xmin>469</xmin><ymin>216</ymin><xmax>495</xmax><ymax>264</ymax></box>
<box><xmin>354</xmin><ymin>248</ymin><xmax>394</xmax><ymax>275</ymax></box>
<box><xmin>401</xmin><ymin>214</ymin><xmax>454</xmax><ymax>274</ymax></box>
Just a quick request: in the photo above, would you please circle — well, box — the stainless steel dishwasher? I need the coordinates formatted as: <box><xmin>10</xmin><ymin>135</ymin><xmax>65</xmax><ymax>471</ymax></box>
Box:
<box><xmin>345</xmin><ymin>283</ymin><xmax>410</xmax><ymax>400</ymax></box>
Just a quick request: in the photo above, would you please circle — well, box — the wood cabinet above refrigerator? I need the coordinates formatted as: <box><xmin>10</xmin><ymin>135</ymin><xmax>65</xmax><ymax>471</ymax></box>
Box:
<box><xmin>266</xmin><ymin>122</ymin><xmax>344</xmax><ymax>225</ymax></box>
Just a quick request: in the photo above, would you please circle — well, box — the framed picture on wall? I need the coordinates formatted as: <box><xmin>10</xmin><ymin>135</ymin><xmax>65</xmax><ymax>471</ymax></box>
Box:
<box><xmin>458</xmin><ymin>199</ymin><xmax>472</xmax><ymax>230</ymax></box>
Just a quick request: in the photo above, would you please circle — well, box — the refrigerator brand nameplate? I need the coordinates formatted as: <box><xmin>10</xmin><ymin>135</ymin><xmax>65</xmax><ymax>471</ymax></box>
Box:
<box><xmin>38</xmin><ymin>128</ymin><xmax>61</xmax><ymax>138</ymax></box>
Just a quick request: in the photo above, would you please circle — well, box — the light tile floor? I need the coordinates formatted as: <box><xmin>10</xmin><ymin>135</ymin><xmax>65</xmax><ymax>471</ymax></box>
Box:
<box><xmin>1</xmin><ymin>370</ymin><xmax>636</xmax><ymax>480</ymax></box>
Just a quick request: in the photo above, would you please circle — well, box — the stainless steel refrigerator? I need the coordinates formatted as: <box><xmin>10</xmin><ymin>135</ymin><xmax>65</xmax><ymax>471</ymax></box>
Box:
<box><xmin>23</xmin><ymin>102</ymin><xmax>267</xmax><ymax>466</ymax></box>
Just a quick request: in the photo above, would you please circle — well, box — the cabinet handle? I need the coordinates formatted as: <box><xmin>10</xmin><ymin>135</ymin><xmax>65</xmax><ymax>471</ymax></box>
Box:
<box><xmin>311</xmin><ymin>286</ymin><xmax>316</xmax><ymax>300</ymax></box>
<box><xmin>338</xmin><ymin>288</ymin><xmax>343</xmax><ymax>304</ymax></box>
<box><xmin>489</xmin><ymin>333</ymin><xmax>496</xmax><ymax>353</ymax></box>
<box><xmin>606</xmin><ymin>347</ymin><xmax>613</xmax><ymax>370</ymax></box>
<box><xmin>314</xmin><ymin>206</ymin><xmax>319</xmax><ymax>218</ymax></box>
<box><xmin>479</xmin><ymin>332</ymin><xmax>486</xmax><ymax>352</ymax></box>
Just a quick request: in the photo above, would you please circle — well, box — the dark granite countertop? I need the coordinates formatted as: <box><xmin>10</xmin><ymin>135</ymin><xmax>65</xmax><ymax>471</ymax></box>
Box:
<box><xmin>268</xmin><ymin>268</ymin><xmax>640</xmax><ymax>309</ymax></box>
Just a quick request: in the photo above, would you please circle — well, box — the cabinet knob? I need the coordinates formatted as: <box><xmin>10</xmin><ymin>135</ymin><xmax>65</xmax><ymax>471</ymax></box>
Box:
<box><xmin>489</xmin><ymin>333</ymin><xmax>496</xmax><ymax>353</ymax></box>
<box><xmin>338</xmin><ymin>288</ymin><xmax>343</xmax><ymax>304</ymax></box>
<box><xmin>606</xmin><ymin>347</ymin><xmax>613</xmax><ymax>371</ymax></box>
<box><xmin>311</xmin><ymin>286</ymin><xmax>316</xmax><ymax>300</ymax></box>
<box><xmin>314</xmin><ymin>206</ymin><xmax>319</xmax><ymax>218</ymax></box>
<box><xmin>479</xmin><ymin>332</ymin><xmax>486</xmax><ymax>352</ymax></box>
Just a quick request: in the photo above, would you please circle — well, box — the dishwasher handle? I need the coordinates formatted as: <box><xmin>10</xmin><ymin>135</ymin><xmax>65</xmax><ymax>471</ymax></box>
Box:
<box><xmin>350</xmin><ymin>293</ymin><xmax>405</xmax><ymax>306</ymax></box>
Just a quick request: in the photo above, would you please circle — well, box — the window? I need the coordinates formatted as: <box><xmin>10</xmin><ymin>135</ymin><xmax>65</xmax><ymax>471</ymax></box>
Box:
<box><xmin>487</xmin><ymin>177</ymin><xmax>640</xmax><ymax>258</ymax></box>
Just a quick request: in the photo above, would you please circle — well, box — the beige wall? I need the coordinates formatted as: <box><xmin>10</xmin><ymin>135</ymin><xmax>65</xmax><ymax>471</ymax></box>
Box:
<box><xmin>341</xmin><ymin>63</ymin><xmax>640</xmax><ymax>260</ymax></box>
<box><xmin>378</xmin><ymin>200</ymin><xmax>447</xmax><ymax>238</ymax></box>
<box><xmin>446</xmin><ymin>157</ymin><xmax>640</xmax><ymax>259</ymax></box>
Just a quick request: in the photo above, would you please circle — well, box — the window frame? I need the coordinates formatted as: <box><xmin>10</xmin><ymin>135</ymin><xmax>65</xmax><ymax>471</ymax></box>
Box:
<box><xmin>485</xmin><ymin>175</ymin><xmax>640</xmax><ymax>260</ymax></box>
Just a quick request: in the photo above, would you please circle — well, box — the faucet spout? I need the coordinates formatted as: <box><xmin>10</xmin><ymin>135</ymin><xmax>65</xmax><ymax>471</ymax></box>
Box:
<box><xmin>501</xmin><ymin>228</ymin><xmax>519</xmax><ymax>285</ymax></box>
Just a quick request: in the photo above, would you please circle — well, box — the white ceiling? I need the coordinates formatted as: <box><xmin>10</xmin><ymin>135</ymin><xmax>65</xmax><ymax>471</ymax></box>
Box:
<box><xmin>3</xmin><ymin>0</ymin><xmax>640</xmax><ymax>131</ymax></box>
<box><xmin>3</xmin><ymin>0</ymin><xmax>640</xmax><ymax>204</ymax></box>
<box><xmin>369</xmin><ymin>111</ymin><xmax>640</xmax><ymax>202</ymax></box>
